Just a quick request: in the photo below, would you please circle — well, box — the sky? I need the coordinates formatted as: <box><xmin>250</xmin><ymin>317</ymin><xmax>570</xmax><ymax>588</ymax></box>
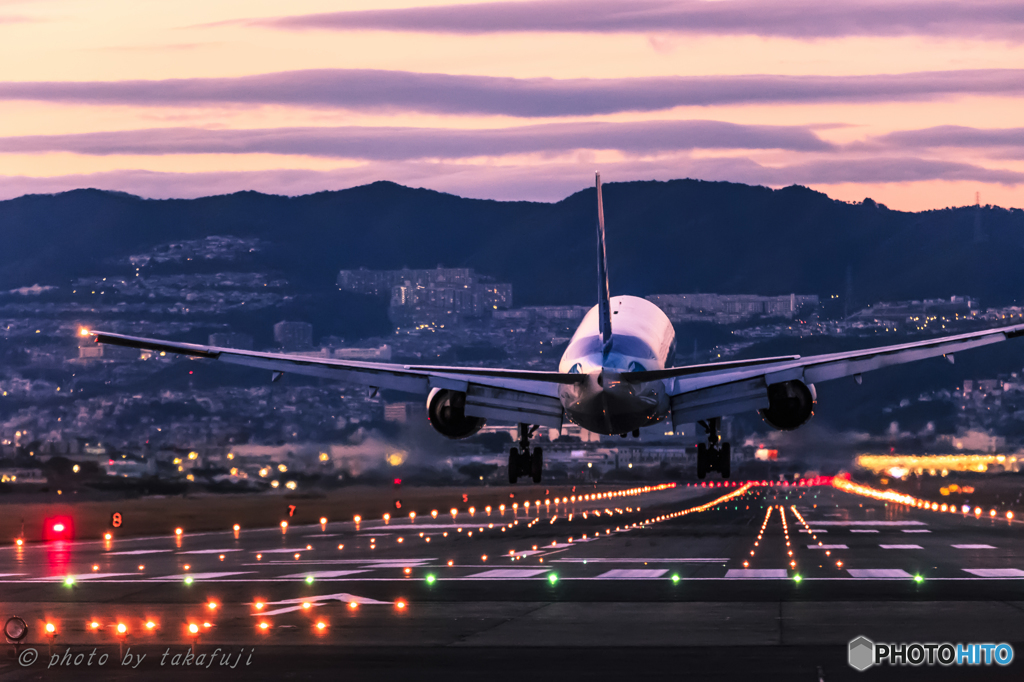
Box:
<box><xmin>1</xmin><ymin>0</ymin><xmax>1023</xmax><ymax>210</ymax></box>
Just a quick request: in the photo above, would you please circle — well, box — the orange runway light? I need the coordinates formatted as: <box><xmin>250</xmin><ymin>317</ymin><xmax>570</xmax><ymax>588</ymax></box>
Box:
<box><xmin>208</xmin><ymin>601</ymin><xmax>217</xmax><ymax>610</ymax></box>
<box><xmin>15</xmin><ymin>538</ymin><xmax>23</xmax><ymax>546</ymax></box>
<box><xmin>353</xmin><ymin>515</ymin><xmax>361</xmax><ymax>524</ymax></box>
<box><xmin>316</xmin><ymin>621</ymin><xmax>326</xmax><ymax>631</ymax></box>
<box><xmin>259</xmin><ymin>622</ymin><xmax>269</xmax><ymax>631</ymax></box>
<box><xmin>145</xmin><ymin>621</ymin><xmax>156</xmax><ymax>630</ymax></box>
<box><xmin>320</xmin><ymin>517</ymin><xmax>328</xmax><ymax>525</ymax></box>
<box><xmin>104</xmin><ymin>533</ymin><xmax>111</xmax><ymax>540</ymax></box>
<box><xmin>188</xmin><ymin>624</ymin><xmax>199</xmax><ymax>635</ymax></box>
<box><xmin>233</xmin><ymin>524</ymin><xmax>241</xmax><ymax>532</ymax></box>
<box><xmin>302</xmin><ymin>602</ymin><xmax>311</xmax><ymax>609</ymax></box>
<box><xmin>348</xmin><ymin>601</ymin><xmax>358</xmax><ymax>610</ymax></box>
<box><xmin>116</xmin><ymin>623</ymin><xmax>127</xmax><ymax>635</ymax></box>
<box><xmin>89</xmin><ymin>621</ymin><xmax>100</xmax><ymax>629</ymax></box>
<box><xmin>175</xmin><ymin>528</ymin><xmax>183</xmax><ymax>536</ymax></box>
<box><xmin>280</xmin><ymin>521</ymin><xmax>288</xmax><ymax>529</ymax></box>
<box><xmin>396</xmin><ymin>601</ymin><xmax>407</xmax><ymax>610</ymax></box>
<box><xmin>92</xmin><ymin>565</ymin><xmax>99</xmax><ymax>571</ymax></box>
<box><xmin>45</xmin><ymin>623</ymin><xmax>56</xmax><ymax>635</ymax></box>
<box><xmin>138</xmin><ymin>565</ymin><xmax>145</xmax><ymax>571</ymax></box>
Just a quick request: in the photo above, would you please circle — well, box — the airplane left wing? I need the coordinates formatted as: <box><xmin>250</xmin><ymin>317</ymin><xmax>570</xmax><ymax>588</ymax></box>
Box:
<box><xmin>648</xmin><ymin>323</ymin><xmax>1024</xmax><ymax>428</ymax></box>
<box><xmin>92</xmin><ymin>331</ymin><xmax>577</xmax><ymax>428</ymax></box>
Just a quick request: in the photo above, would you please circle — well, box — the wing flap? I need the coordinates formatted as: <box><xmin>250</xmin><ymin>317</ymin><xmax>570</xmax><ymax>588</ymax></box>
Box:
<box><xmin>670</xmin><ymin>376</ymin><xmax>769</xmax><ymax>429</ymax></box>
<box><xmin>464</xmin><ymin>385</ymin><xmax>564</xmax><ymax>429</ymax></box>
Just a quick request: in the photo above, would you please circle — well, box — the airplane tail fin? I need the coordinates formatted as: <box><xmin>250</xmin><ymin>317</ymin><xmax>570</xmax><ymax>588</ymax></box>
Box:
<box><xmin>595</xmin><ymin>172</ymin><xmax>613</xmax><ymax>347</ymax></box>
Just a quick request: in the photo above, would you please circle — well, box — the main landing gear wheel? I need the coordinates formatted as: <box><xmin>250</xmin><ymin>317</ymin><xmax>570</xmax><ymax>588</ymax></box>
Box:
<box><xmin>531</xmin><ymin>448</ymin><xmax>543</xmax><ymax>484</ymax></box>
<box><xmin>508</xmin><ymin>424</ymin><xmax>541</xmax><ymax>484</ymax></box>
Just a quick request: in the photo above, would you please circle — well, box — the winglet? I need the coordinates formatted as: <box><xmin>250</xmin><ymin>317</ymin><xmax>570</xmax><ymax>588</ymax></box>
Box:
<box><xmin>595</xmin><ymin>172</ymin><xmax>612</xmax><ymax>348</ymax></box>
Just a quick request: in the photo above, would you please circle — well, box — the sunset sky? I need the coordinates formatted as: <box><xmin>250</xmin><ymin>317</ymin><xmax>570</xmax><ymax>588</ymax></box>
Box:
<box><xmin>1</xmin><ymin>0</ymin><xmax>1023</xmax><ymax>209</ymax></box>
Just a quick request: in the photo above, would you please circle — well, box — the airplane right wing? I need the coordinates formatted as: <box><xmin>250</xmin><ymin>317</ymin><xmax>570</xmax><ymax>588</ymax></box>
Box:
<box><xmin>627</xmin><ymin>323</ymin><xmax>1024</xmax><ymax>428</ymax></box>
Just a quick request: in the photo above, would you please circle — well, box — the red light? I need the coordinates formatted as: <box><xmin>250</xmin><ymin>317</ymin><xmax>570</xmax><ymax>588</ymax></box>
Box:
<box><xmin>393</xmin><ymin>478</ymin><xmax>402</xmax><ymax>486</ymax></box>
<box><xmin>53</xmin><ymin>523</ymin><xmax>65</xmax><ymax>533</ymax></box>
<box><xmin>43</xmin><ymin>516</ymin><xmax>74</xmax><ymax>541</ymax></box>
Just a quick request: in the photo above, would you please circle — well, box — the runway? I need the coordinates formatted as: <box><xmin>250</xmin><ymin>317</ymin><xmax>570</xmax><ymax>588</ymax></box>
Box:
<box><xmin>1</xmin><ymin>481</ymin><xmax>1022</xmax><ymax>680</ymax></box>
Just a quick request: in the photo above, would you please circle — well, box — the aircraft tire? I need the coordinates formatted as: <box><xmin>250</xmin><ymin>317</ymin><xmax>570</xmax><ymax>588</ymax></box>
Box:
<box><xmin>508</xmin><ymin>448</ymin><xmax>519</xmax><ymax>484</ymax></box>
<box><xmin>721</xmin><ymin>443</ymin><xmax>731</xmax><ymax>479</ymax></box>
<box><xmin>531</xmin><ymin>448</ymin><xmax>543</xmax><ymax>483</ymax></box>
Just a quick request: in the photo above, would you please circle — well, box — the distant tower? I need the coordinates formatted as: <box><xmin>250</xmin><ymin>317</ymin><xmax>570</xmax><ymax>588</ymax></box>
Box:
<box><xmin>843</xmin><ymin>265</ymin><xmax>854</xmax><ymax>319</ymax></box>
<box><xmin>974</xmin><ymin>191</ymin><xmax>987</xmax><ymax>243</ymax></box>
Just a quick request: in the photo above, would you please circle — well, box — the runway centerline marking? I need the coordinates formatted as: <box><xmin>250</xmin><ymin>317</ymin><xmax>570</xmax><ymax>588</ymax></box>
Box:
<box><xmin>105</xmin><ymin>549</ymin><xmax>172</xmax><ymax>555</ymax></box>
<box><xmin>177</xmin><ymin>548</ymin><xmax>243</xmax><ymax>554</ymax></box>
<box><xmin>146</xmin><ymin>571</ymin><xmax>253</xmax><ymax>581</ymax></box>
<box><xmin>902</xmin><ymin>529</ymin><xmax>931</xmax><ymax>533</ymax></box>
<box><xmin>808</xmin><ymin>521</ymin><xmax>926</xmax><ymax>526</ymax></box>
<box><xmin>277</xmin><ymin>570</ymin><xmax>369</xmax><ymax>579</ymax></box>
<box><xmin>850</xmin><ymin>530</ymin><xmax>879</xmax><ymax>533</ymax></box>
<box><xmin>807</xmin><ymin>545</ymin><xmax>847</xmax><ymax>550</ymax></box>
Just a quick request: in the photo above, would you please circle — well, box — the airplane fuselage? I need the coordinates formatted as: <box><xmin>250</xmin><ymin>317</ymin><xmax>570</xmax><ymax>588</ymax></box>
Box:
<box><xmin>557</xmin><ymin>295</ymin><xmax>675</xmax><ymax>434</ymax></box>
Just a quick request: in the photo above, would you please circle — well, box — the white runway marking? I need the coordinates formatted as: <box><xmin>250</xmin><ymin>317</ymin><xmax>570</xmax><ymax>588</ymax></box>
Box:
<box><xmin>466</xmin><ymin>569</ymin><xmax>549</xmax><ymax>579</ymax></box>
<box><xmin>105</xmin><ymin>549</ymin><xmax>172</xmax><ymax>555</ymax></box>
<box><xmin>259</xmin><ymin>591</ymin><xmax>391</xmax><ymax>615</ymax></box>
<box><xmin>255</xmin><ymin>548</ymin><xmax>316</xmax><ymax>554</ymax></box>
<box><xmin>952</xmin><ymin>544</ymin><xmax>996</xmax><ymax>549</ymax></box>
<box><xmin>595</xmin><ymin>569</ymin><xmax>668</xmax><ymax>579</ymax></box>
<box><xmin>552</xmin><ymin>557</ymin><xmax>728</xmax><ymax>563</ymax></box>
<box><xmin>880</xmin><ymin>544</ymin><xmax>924</xmax><ymax>549</ymax></box>
<box><xmin>724</xmin><ymin>569</ymin><xmax>788</xmax><ymax>579</ymax></box>
<box><xmin>277</xmin><ymin>570</ymin><xmax>369</xmax><ymax>579</ymax></box>
<box><xmin>962</xmin><ymin>568</ymin><xmax>1024</xmax><ymax>578</ymax></box>
<box><xmin>850</xmin><ymin>530</ymin><xmax>879</xmax><ymax>533</ymax></box>
<box><xmin>902</xmin><ymin>529</ymin><xmax>931</xmax><ymax>533</ymax></box>
<box><xmin>847</xmin><ymin>569</ymin><xmax>913</xmax><ymax>579</ymax></box>
<box><xmin>808</xmin><ymin>545</ymin><xmax>848</xmax><ymax>550</ymax></box>
<box><xmin>58</xmin><ymin>573</ymin><xmax>133</xmax><ymax>581</ymax></box>
<box><xmin>146</xmin><ymin>571</ymin><xmax>252</xmax><ymax>581</ymax></box>
<box><xmin>810</xmin><ymin>521</ymin><xmax>926</xmax><ymax>526</ymax></box>
<box><xmin>178</xmin><ymin>548</ymin><xmax>242</xmax><ymax>554</ymax></box>
<box><xmin>798</xmin><ymin>529</ymin><xmax>827</xmax><ymax>533</ymax></box>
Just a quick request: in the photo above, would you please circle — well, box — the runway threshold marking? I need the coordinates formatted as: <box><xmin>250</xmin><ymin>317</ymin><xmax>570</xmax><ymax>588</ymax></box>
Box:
<box><xmin>551</xmin><ymin>558</ymin><xmax>728</xmax><ymax>563</ymax></box>
<box><xmin>809</xmin><ymin>521</ymin><xmax>927</xmax><ymax>526</ymax></box>
<box><xmin>846</xmin><ymin>569</ymin><xmax>913</xmax><ymax>578</ymax></box>
<box><xmin>902</xmin><ymin>529</ymin><xmax>931</xmax><ymax>533</ymax></box>
<box><xmin>595</xmin><ymin>569</ymin><xmax>668</xmax><ymax>579</ymax></box>
<box><xmin>466</xmin><ymin>569</ymin><xmax>549</xmax><ymax>579</ymax></box>
<box><xmin>277</xmin><ymin>570</ymin><xmax>370</xmax><ymax>579</ymax></box>
<box><xmin>146</xmin><ymin>571</ymin><xmax>253</xmax><ymax>581</ymax></box>
<box><xmin>724</xmin><ymin>569</ymin><xmax>788</xmax><ymax>579</ymax></box>
<box><xmin>952</xmin><ymin>544</ymin><xmax>996</xmax><ymax>549</ymax></box>
<box><xmin>962</xmin><ymin>568</ymin><xmax>1024</xmax><ymax>578</ymax></box>
<box><xmin>879</xmin><ymin>544</ymin><xmax>924</xmax><ymax>549</ymax></box>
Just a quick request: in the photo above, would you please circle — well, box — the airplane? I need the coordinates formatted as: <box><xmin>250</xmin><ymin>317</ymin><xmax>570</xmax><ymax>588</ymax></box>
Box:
<box><xmin>90</xmin><ymin>173</ymin><xmax>1024</xmax><ymax>483</ymax></box>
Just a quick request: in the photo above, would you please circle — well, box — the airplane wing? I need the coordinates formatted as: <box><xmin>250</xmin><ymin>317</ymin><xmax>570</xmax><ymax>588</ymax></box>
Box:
<box><xmin>643</xmin><ymin>324</ymin><xmax>1024</xmax><ymax>428</ymax></box>
<box><xmin>91</xmin><ymin>331</ymin><xmax>579</xmax><ymax>428</ymax></box>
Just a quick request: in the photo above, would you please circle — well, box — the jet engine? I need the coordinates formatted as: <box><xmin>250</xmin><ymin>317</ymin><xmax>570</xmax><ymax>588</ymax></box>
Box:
<box><xmin>426</xmin><ymin>388</ymin><xmax>485</xmax><ymax>439</ymax></box>
<box><xmin>759</xmin><ymin>380</ymin><xmax>816</xmax><ymax>431</ymax></box>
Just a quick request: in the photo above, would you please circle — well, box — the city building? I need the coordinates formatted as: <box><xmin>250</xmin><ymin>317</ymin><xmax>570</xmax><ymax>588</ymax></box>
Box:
<box><xmin>208</xmin><ymin>332</ymin><xmax>254</xmax><ymax>350</ymax></box>
<box><xmin>848</xmin><ymin>296</ymin><xmax>977</xmax><ymax>330</ymax></box>
<box><xmin>646</xmin><ymin>293</ymin><xmax>820</xmax><ymax>323</ymax></box>
<box><xmin>337</xmin><ymin>266</ymin><xmax>512</xmax><ymax>327</ymax></box>
<box><xmin>273</xmin><ymin>321</ymin><xmax>313</xmax><ymax>350</ymax></box>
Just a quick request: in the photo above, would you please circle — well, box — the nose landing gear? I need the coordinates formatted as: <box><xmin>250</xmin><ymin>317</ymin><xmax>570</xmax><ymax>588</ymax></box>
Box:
<box><xmin>508</xmin><ymin>423</ymin><xmax>543</xmax><ymax>484</ymax></box>
<box><xmin>696</xmin><ymin>417</ymin><xmax>731</xmax><ymax>480</ymax></box>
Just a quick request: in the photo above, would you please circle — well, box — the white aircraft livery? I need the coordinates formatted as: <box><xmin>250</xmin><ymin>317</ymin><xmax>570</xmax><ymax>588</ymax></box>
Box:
<box><xmin>92</xmin><ymin>173</ymin><xmax>1024</xmax><ymax>483</ymax></box>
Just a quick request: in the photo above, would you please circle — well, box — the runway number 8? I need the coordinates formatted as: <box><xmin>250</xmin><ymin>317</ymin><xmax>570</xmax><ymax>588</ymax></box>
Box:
<box><xmin>111</xmin><ymin>512</ymin><xmax>122</xmax><ymax>528</ymax></box>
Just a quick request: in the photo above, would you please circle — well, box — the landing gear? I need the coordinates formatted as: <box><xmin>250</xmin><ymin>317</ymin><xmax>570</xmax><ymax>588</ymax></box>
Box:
<box><xmin>508</xmin><ymin>423</ymin><xmax>542</xmax><ymax>484</ymax></box>
<box><xmin>696</xmin><ymin>418</ymin><xmax>731</xmax><ymax>480</ymax></box>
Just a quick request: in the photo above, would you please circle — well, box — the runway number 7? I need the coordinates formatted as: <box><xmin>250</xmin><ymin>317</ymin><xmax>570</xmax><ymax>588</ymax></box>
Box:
<box><xmin>288</xmin><ymin>505</ymin><xmax>296</xmax><ymax>517</ymax></box>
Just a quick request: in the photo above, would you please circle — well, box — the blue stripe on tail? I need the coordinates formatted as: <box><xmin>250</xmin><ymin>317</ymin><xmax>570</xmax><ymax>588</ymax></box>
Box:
<box><xmin>595</xmin><ymin>172</ymin><xmax>612</xmax><ymax>350</ymax></box>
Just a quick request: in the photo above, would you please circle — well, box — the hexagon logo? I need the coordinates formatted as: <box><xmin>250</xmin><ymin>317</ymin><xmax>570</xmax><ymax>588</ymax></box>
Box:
<box><xmin>848</xmin><ymin>636</ymin><xmax>875</xmax><ymax>671</ymax></box>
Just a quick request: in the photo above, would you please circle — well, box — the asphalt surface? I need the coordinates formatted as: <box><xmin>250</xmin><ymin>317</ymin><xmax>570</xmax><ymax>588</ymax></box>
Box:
<box><xmin>1</xmin><ymin>481</ymin><xmax>1022</xmax><ymax>681</ymax></box>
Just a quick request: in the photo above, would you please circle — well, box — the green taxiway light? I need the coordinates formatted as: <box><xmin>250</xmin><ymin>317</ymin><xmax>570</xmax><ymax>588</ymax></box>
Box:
<box><xmin>306</xmin><ymin>575</ymin><xmax>315</xmax><ymax>584</ymax></box>
<box><xmin>64</xmin><ymin>576</ymin><xmax>75</xmax><ymax>587</ymax></box>
<box><xmin>914</xmin><ymin>574</ymin><xmax>924</xmax><ymax>583</ymax></box>
<box><xmin>548</xmin><ymin>573</ymin><xmax>558</xmax><ymax>585</ymax></box>
<box><xmin>184</xmin><ymin>576</ymin><xmax>193</xmax><ymax>585</ymax></box>
<box><xmin>793</xmin><ymin>574</ymin><xmax>803</xmax><ymax>583</ymax></box>
<box><xmin>671</xmin><ymin>574</ymin><xmax>680</xmax><ymax>584</ymax></box>
<box><xmin>425</xmin><ymin>574</ymin><xmax>436</xmax><ymax>584</ymax></box>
